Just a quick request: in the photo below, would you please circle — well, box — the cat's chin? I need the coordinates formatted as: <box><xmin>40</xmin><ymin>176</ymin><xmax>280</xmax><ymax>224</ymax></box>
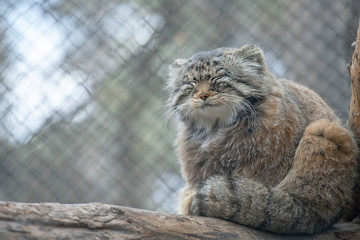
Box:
<box><xmin>184</xmin><ymin>104</ymin><xmax>236</xmax><ymax>132</ymax></box>
<box><xmin>198</xmin><ymin>103</ymin><xmax>217</xmax><ymax>109</ymax></box>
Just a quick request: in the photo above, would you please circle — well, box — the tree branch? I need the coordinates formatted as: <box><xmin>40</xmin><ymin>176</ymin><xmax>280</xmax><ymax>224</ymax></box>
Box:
<box><xmin>0</xmin><ymin>201</ymin><xmax>359</xmax><ymax>240</ymax></box>
<box><xmin>349</xmin><ymin>19</ymin><xmax>360</xmax><ymax>138</ymax></box>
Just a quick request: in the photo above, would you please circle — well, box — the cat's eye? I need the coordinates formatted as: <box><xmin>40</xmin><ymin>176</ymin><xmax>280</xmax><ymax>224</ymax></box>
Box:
<box><xmin>215</xmin><ymin>68</ymin><xmax>226</xmax><ymax>75</ymax></box>
<box><xmin>212</xmin><ymin>82</ymin><xmax>231</xmax><ymax>92</ymax></box>
<box><xmin>211</xmin><ymin>73</ymin><xmax>228</xmax><ymax>83</ymax></box>
<box><xmin>218</xmin><ymin>82</ymin><xmax>230</xmax><ymax>89</ymax></box>
<box><xmin>185</xmin><ymin>81</ymin><xmax>197</xmax><ymax>88</ymax></box>
<box><xmin>211</xmin><ymin>76</ymin><xmax>223</xmax><ymax>82</ymax></box>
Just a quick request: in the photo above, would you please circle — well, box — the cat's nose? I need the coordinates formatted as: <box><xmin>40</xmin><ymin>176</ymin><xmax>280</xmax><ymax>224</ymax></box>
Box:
<box><xmin>199</xmin><ymin>93</ymin><xmax>209</xmax><ymax>101</ymax></box>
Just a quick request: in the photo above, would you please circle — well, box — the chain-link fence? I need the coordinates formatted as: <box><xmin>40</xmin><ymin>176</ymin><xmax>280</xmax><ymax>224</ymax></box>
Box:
<box><xmin>0</xmin><ymin>0</ymin><xmax>359</xmax><ymax>213</ymax></box>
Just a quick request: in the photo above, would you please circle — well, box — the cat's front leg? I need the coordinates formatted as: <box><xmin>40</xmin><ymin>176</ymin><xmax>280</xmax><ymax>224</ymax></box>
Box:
<box><xmin>178</xmin><ymin>186</ymin><xmax>198</xmax><ymax>215</ymax></box>
<box><xmin>187</xmin><ymin>176</ymin><xmax>243</xmax><ymax>219</ymax></box>
<box><xmin>179</xmin><ymin>181</ymin><xmax>235</xmax><ymax>217</ymax></box>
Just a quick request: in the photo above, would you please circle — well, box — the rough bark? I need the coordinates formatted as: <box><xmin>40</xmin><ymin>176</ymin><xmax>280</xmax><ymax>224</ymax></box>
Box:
<box><xmin>349</xmin><ymin>19</ymin><xmax>360</xmax><ymax>139</ymax></box>
<box><xmin>349</xmin><ymin>19</ymin><xmax>360</xmax><ymax>218</ymax></box>
<box><xmin>0</xmin><ymin>201</ymin><xmax>360</xmax><ymax>240</ymax></box>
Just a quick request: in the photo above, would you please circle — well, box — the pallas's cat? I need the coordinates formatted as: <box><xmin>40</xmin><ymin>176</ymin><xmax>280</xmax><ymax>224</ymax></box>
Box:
<box><xmin>165</xmin><ymin>45</ymin><xmax>358</xmax><ymax>234</ymax></box>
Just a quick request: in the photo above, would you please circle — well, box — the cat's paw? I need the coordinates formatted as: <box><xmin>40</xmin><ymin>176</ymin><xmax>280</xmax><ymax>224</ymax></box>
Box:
<box><xmin>305</xmin><ymin>119</ymin><xmax>356</xmax><ymax>155</ymax></box>
<box><xmin>189</xmin><ymin>176</ymin><xmax>238</xmax><ymax>218</ymax></box>
<box><xmin>178</xmin><ymin>187</ymin><xmax>197</xmax><ymax>215</ymax></box>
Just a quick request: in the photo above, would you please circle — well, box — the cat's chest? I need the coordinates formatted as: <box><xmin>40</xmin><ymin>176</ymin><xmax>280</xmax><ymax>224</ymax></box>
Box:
<box><xmin>180</xmin><ymin>125</ymin><xmax>295</xmax><ymax>186</ymax></box>
<box><xmin>194</xmin><ymin>130</ymin><xmax>268</xmax><ymax>164</ymax></box>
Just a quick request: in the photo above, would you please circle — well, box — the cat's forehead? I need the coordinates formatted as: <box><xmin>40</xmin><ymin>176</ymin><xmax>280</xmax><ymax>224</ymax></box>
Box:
<box><xmin>189</xmin><ymin>47</ymin><xmax>232</xmax><ymax>62</ymax></box>
<box><xmin>185</xmin><ymin>48</ymin><xmax>233</xmax><ymax>75</ymax></box>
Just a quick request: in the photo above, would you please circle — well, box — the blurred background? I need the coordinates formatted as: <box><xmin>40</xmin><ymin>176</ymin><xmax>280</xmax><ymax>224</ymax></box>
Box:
<box><xmin>0</xmin><ymin>0</ymin><xmax>359</xmax><ymax>213</ymax></box>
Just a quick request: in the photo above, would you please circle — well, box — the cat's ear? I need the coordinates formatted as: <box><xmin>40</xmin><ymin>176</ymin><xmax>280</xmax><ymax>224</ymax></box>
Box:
<box><xmin>167</xmin><ymin>59</ymin><xmax>187</xmax><ymax>92</ymax></box>
<box><xmin>170</xmin><ymin>59</ymin><xmax>187</xmax><ymax>69</ymax></box>
<box><xmin>234</xmin><ymin>45</ymin><xmax>267</xmax><ymax>72</ymax></box>
<box><xmin>168</xmin><ymin>58</ymin><xmax>187</xmax><ymax>81</ymax></box>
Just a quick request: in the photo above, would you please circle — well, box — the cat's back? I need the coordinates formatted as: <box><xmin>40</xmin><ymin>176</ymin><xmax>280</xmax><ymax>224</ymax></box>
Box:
<box><xmin>278</xmin><ymin>79</ymin><xmax>339</xmax><ymax>124</ymax></box>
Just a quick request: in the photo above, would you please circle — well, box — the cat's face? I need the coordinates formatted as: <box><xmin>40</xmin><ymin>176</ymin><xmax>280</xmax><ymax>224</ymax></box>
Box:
<box><xmin>167</xmin><ymin>45</ymin><xmax>272</xmax><ymax>132</ymax></box>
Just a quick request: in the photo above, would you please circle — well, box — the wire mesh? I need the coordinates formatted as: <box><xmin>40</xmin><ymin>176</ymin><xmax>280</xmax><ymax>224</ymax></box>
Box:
<box><xmin>0</xmin><ymin>0</ymin><xmax>359</xmax><ymax>213</ymax></box>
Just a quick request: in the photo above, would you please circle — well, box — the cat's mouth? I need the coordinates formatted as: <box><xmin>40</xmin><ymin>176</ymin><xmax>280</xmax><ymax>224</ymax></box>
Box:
<box><xmin>192</xmin><ymin>98</ymin><xmax>222</xmax><ymax>110</ymax></box>
<box><xmin>200</xmin><ymin>103</ymin><xmax>217</xmax><ymax>109</ymax></box>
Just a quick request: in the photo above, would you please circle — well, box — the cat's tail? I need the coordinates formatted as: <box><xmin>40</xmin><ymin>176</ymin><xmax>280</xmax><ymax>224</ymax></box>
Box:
<box><xmin>183</xmin><ymin>120</ymin><xmax>358</xmax><ymax>234</ymax></box>
<box><xmin>187</xmin><ymin>176</ymin><xmax>336</xmax><ymax>234</ymax></box>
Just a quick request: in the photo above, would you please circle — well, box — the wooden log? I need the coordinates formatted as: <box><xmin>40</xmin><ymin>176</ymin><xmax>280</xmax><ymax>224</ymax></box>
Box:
<box><xmin>0</xmin><ymin>201</ymin><xmax>359</xmax><ymax>240</ymax></box>
<box><xmin>349</xmin><ymin>19</ymin><xmax>360</xmax><ymax>139</ymax></box>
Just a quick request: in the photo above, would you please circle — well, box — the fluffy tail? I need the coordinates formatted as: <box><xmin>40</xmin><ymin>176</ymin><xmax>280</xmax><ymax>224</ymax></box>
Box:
<box><xmin>187</xmin><ymin>176</ymin><xmax>334</xmax><ymax>234</ymax></box>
